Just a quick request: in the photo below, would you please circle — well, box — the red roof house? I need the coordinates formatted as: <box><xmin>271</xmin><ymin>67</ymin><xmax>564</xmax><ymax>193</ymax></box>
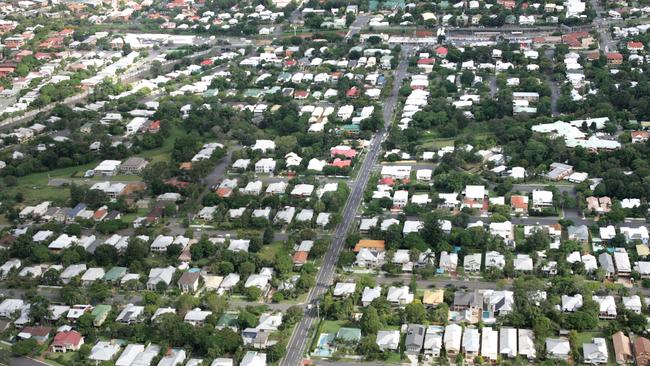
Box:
<box><xmin>346</xmin><ymin>87</ymin><xmax>360</xmax><ymax>98</ymax></box>
<box><xmin>436</xmin><ymin>47</ymin><xmax>448</xmax><ymax>58</ymax></box>
<box><xmin>51</xmin><ymin>331</ymin><xmax>84</xmax><ymax>352</ymax></box>
<box><xmin>331</xmin><ymin>158</ymin><xmax>351</xmax><ymax>168</ymax></box>
<box><xmin>627</xmin><ymin>41</ymin><xmax>644</xmax><ymax>52</ymax></box>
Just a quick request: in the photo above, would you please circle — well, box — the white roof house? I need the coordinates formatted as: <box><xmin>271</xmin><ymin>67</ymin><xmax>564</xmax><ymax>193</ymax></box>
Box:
<box><xmin>562</xmin><ymin>294</ymin><xmax>583</xmax><ymax>312</ymax></box>
<box><xmin>444</xmin><ymin>324</ymin><xmax>462</xmax><ymax>354</ymax></box>
<box><xmin>252</xmin><ymin>140</ymin><xmax>275</xmax><ymax>152</ymax></box>
<box><xmin>361</xmin><ymin>286</ymin><xmax>382</xmax><ymax>306</ymax></box>
<box><xmin>464</xmin><ymin>253</ymin><xmax>482</xmax><ymax>273</ymax></box>
<box><xmin>518</xmin><ymin>329</ymin><xmax>536</xmax><ymax>359</ymax></box>
<box><xmin>184</xmin><ymin>308</ymin><xmax>212</xmax><ymax>325</ymax></box>
<box><xmin>462</xmin><ymin>327</ymin><xmax>480</xmax><ymax>355</ymax></box>
<box><xmin>241</xmin><ymin>352</ymin><xmax>266</xmax><ymax>366</ymax></box>
<box><xmin>60</xmin><ymin>264</ymin><xmax>87</xmax><ymax>283</ymax></box>
<box><xmin>465</xmin><ymin>185</ymin><xmax>485</xmax><ymax>199</ymax></box>
<box><xmin>481</xmin><ymin>327</ymin><xmax>498</xmax><ymax>361</ymax></box>
<box><xmin>622</xmin><ymin>295</ymin><xmax>642</xmax><ymax>313</ymax></box>
<box><xmin>48</xmin><ymin>234</ymin><xmax>78</xmax><ymax>250</ymax></box>
<box><xmin>546</xmin><ymin>338</ymin><xmax>571</xmax><ymax>359</ymax></box>
<box><xmin>499</xmin><ymin>327</ymin><xmax>517</xmax><ymax>358</ymax></box>
<box><xmin>592</xmin><ymin>295</ymin><xmax>617</xmax><ymax>318</ymax></box>
<box><xmin>245</xmin><ymin>274</ymin><xmax>269</xmax><ymax>289</ymax></box>
<box><xmin>146</xmin><ymin>266</ymin><xmax>176</xmax><ymax>290</ymax></box>
<box><xmin>81</xmin><ymin>267</ymin><xmax>105</xmax><ymax>284</ymax></box>
<box><xmin>583</xmin><ymin>338</ymin><xmax>608</xmax><ymax>364</ymax></box>
<box><xmin>376</xmin><ymin>330</ymin><xmax>400</xmax><ymax>351</ymax></box>
<box><xmin>0</xmin><ymin>299</ymin><xmax>24</xmax><ymax>318</ymax></box>
<box><xmin>333</xmin><ymin>282</ymin><xmax>356</xmax><ymax>297</ymax></box>
<box><xmin>513</xmin><ymin>254</ymin><xmax>533</xmax><ymax>271</ymax></box>
<box><xmin>485</xmin><ymin>251</ymin><xmax>506</xmax><ymax>270</ymax></box>
<box><xmin>387</xmin><ymin>286</ymin><xmax>413</xmax><ymax>305</ymax></box>
<box><xmin>89</xmin><ymin>341</ymin><xmax>121</xmax><ymax>362</ymax></box>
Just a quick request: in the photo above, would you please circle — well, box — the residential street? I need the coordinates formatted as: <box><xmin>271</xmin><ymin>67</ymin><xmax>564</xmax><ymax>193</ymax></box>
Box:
<box><xmin>280</xmin><ymin>47</ymin><xmax>411</xmax><ymax>366</ymax></box>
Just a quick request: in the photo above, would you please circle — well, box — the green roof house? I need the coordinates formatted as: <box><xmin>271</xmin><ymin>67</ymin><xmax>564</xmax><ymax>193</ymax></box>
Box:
<box><xmin>103</xmin><ymin>267</ymin><xmax>127</xmax><ymax>282</ymax></box>
<box><xmin>91</xmin><ymin>305</ymin><xmax>112</xmax><ymax>327</ymax></box>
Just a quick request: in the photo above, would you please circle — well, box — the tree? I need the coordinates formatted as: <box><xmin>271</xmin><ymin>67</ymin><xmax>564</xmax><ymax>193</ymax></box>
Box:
<box><xmin>29</xmin><ymin>296</ymin><xmax>51</xmax><ymax>323</ymax></box>
<box><xmin>94</xmin><ymin>244</ymin><xmax>118</xmax><ymax>266</ymax></box>
<box><xmin>151</xmin><ymin>60</ymin><xmax>163</xmax><ymax>77</ymax></box>
<box><xmin>263</xmin><ymin>227</ymin><xmax>274</xmax><ymax>245</ymax></box>
<box><xmin>360</xmin><ymin>306</ymin><xmax>382</xmax><ymax>335</ymax></box>
<box><xmin>404</xmin><ymin>301</ymin><xmax>427</xmax><ymax>323</ymax></box>
<box><xmin>214</xmin><ymin>328</ymin><xmax>242</xmax><ymax>353</ymax></box>
<box><xmin>245</xmin><ymin>287</ymin><xmax>262</xmax><ymax>301</ymax></box>
<box><xmin>12</xmin><ymin>339</ymin><xmax>38</xmax><ymax>356</ymax></box>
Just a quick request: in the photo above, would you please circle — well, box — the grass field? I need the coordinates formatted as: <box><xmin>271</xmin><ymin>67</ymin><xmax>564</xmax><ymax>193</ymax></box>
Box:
<box><xmin>258</xmin><ymin>241</ymin><xmax>287</xmax><ymax>262</ymax></box>
<box><xmin>4</xmin><ymin>126</ymin><xmax>188</xmax><ymax>205</ymax></box>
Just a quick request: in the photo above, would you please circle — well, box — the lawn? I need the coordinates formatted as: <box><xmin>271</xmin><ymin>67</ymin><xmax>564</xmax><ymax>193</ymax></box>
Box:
<box><xmin>258</xmin><ymin>241</ymin><xmax>287</xmax><ymax>262</ymax></box>
<box><xmin>4</xmin><ymin>126</ymin><xmax>188</xmax><ymax>205</ymax></box>
<box><xmin>319</xmin><ymin>320</ymin><xmax>345</xmax><ymax>334</ymax></box>
<box><xmin>139</xmin><ymin>126</ymin><xmax>187</xmax><ymax>163</ymax></box>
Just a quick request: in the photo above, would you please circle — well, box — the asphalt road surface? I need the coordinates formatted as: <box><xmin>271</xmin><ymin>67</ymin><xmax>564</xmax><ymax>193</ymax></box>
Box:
<box><xmin>280</xmin><ymin>47</ymin><xmax>411</xmax><ymax>366</ymax></box>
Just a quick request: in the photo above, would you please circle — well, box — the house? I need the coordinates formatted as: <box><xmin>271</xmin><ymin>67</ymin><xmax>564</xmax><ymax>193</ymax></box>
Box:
<box><xmin>546</xmin><ymin>338</ymin><xmax>571</xmax><ymax>360</ymax></box>
<box><xmin>444</xmin><ymin>324</ymin><xmax>462</xmax><ymax>356</ymax></box>
<box><xmin>184</xmin><ymin>308</ymin><xmax>212</xmax><ymax>326</ymax></box>
<box><xmin>158</xmin><ymin>348</ymin><xmax>186</xmax><ymax>366</ymax></box>
<box><xmin>376</xmin><ymin>330</ymin><xmax>400</xmax><ymax>351</ymax></box>
<box><xmin>462</xmin><ymin>327</ymin><xmax>480</xmax><ymax>358</ymax></box>
<box><xmin>532</xmin><ymin>190</ymin><xmax>553</xmax><ymax>209</ymax></box>
<box><xmin>481</xmin><ymin>327</ymin><xmax>498</xmax><ymax>361</ymax></box>
<box><xmin>612</xmin><ymin>331</ymin><xmax>632</xmax><ymax>364</ymax></box>
<box><xmin>439</xmin><ymin>251</ymin><xmax>458</xmax><ymax>273</ymax></box>
<box><xmin>489</xmin><ymin>221</ymin><xmax>514</xmax><ymax>243</ymax></box>
<box><xmin>599</xmin><ymin>253</ymin><xmax>615</xmax><ymax>278</ymax></box>
<box><xmin>562</xmin><ymin>294</ymin><xmax>583</xmax><ymax>312</ymax></box>
<box><xmin>568</xmin><ymin>225</ymin><xmax>589</xmax><ymax>243</ymax></box>
<box><xmin>586</xmin><ymin>196</ymin><xmax>611</xmax><ymax>213</ymax></box>
<box><xmin>393</xmin><ymin>190</ymin><xmax>409</xmax><ymax>208</ymax></box>
<box><xmin>463</xmin><ymin>253</ymin><xmax>482</xmax><ymax>273</ymax></box>
<box><xmin>361</xmin><ymin>286</ymin><xmax>382</xmax><ymax>306</ymax></box>
<box><xmin>485</xmin><ymin>251</ymin><xmax>506</xmax><ymax>270</ymax></box>
<box><xmin>614</xmin><ymin>249</ymin><xmax>632</xmax><ymax>276</ymax></box>
<box><xmin>513</xmin><ymin>254</ymin><xmax>533</xmax><ymax>272</ymax></box>
<box><xmin>51</xmin><ymin>331</ymin><xmax>84</xmax><ymax>352</ymax></box>
<box><xmin>622</xmin><ymin>295</ymin><xmax>642</xmax><ymax>314</ymax></box>
<box><xmin>146</xmin><ymin>266</ymin><xmax>176</xmax><ymax>290</ymax></box>
<box><xmin>387</xmin><ymin>286</ymin><xmax>414</xmax><ymax>306</ymax></box>
<box><xmin>405</xmin><ymin>324</ymin><xmax>425</xmax><ymax>353</ymax></box>
<box><xmin>178</xmin><ymin>271</ymin><xmax>201</xmax><ymax>293</ymax></box>
<box><xmin>583</xmin><ymin>338</ymin><xmax>608</xmax><ymax>364</ymax></box>
<box><xmin>510</xmin><ymin>195</ymin><xmax>529</xmax><ymax>213</ymax></box>
<box><xmin>91</xmin><ymin>305</ymin><xmax>111</xmax><ymax>327</ymax></box>
<box><xmin>255</xmin><ymin>158</ymin><xmax>276</xmax><ymax>174</ymax></box>
<box><xmin>60</xmin><ymin>264</ymin><xmax>87</xmax><ymax>284</ymax></box>
<box><xmin>518</xmin><ymin>329</ymin><xmax>536</xmax><ymax>360</ymax></box>
<box><xmin>81</xmin><ymin>267</ymin><xmax>105</xmax><ymax>286</ymax></box>
<box><xmin>89</xmin><ymin>341</ymin><xmax>121</xmax><ymax>362</ymax></box>
<box><xmin>462</xmin><ymin>185</ymin><xmax>486</xmax><ymax>209</ymax></box>
<box><xmin>240</xmin><ymin>351</ymin><xmax>266</xmax><ymax>366</ymax></box>
<box><xmin>500</xmin><ymin>327</ymin><xmax>518</xmax><ymax>358</ymax></box>
<box><xmin>333</xmin><ymin>282</ymin><xmax>356</xmax><ymax>298</ymax></box>
<box><xmin>116</xmin><ymin>304</ymin><xmax>144</xmax><ymax>324</ymax></box>
<box><xmin>424</xmin><ymin>326</ymin><xmax>444</xmax><ymax>357</ymax></box>
<box><xmin>636</xmin><ymin>337</ymin><xmax>650</xmax><ymax>366</ymax></box>
<box><xmin>18</xmin><ymin>326</ymin><xmax>51</xmax><ymax>344</ymax></box>
<box><xmin>252</xmin><ymin>140</ymin><xmax>275</xmax><ymax>153</ymax></box>
<box><xmin>119</xmin><ymin>157</ymin><xmax>148</xmax><ymax>175</ymax></box>
<box><xmin>593</xmin><ymin>295</ymin><xmax>617</xmax><ymax>319</ymax></box>
<box><xmin>94</xmin><ymin>160</ymin><xmax>121</xmax><ymax>176</ymax></box>
<box><xmin>422</xmin><ymin>289</ymin><xmax>444</xmax><ymax>308</ymax></box>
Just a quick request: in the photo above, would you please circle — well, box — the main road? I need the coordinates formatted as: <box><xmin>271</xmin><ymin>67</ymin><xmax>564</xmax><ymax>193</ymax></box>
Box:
<box><xmin>280</xmin><ymin>48</ymin><xmax>411</xmax><ymax>366</ymax></box>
